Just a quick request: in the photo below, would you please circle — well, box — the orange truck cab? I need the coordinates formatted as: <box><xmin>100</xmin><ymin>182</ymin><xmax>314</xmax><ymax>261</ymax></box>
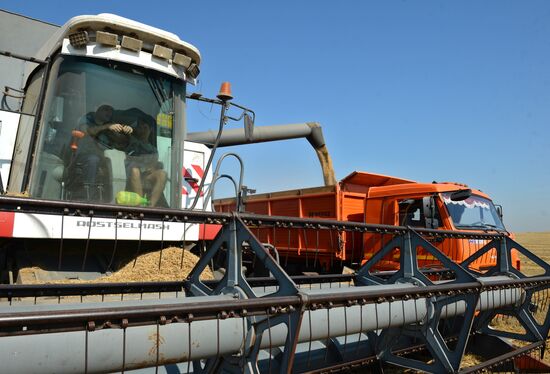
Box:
<box><xmin>214</xmin><ymin>171</ymin><xmax>518</xmax><ymax>273</ymax></box>
<box><xmin>356</xmin><ymin>172</ymin><xmax>519</xmax><ymax>272</ymax></box>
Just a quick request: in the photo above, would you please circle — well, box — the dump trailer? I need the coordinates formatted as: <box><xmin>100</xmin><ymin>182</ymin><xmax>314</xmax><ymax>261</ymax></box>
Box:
<box><xmin>215</xmin><ymin>171</ymin><xmax>519</xmax><ymax>273</ymax></box>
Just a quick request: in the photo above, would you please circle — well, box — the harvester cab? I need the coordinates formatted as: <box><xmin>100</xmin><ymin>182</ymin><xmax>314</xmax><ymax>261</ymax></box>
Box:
<box><xmin>3</xmin><ymin>13</ymin><xmax>203</xmax><ymax>210</ymax></box>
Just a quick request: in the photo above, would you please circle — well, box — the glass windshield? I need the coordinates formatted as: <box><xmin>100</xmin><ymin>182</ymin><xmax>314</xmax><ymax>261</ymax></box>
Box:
<box><xmin>442</xmin><ymin>192</ymin><xmax>505</xmax><ymax>230</ymax></box>
<box><xmin>30</xmin><ymin>56</ymin><xmax>184</xmax><ymax>208</ymax></box>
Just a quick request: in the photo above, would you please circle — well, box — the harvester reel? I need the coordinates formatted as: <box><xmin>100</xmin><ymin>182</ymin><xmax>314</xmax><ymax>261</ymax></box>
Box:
<box><xmin>185</xmin><ymin>214</ymin><xmax>303</xmax><ymax>373</ymax></box>
<box><xmin>462</xmin><ymin>235</ymin><xmax>550</xmax><ymax>278</ymax></box>
<box><xmin>356</xmin><ymin>229</ymin><xmax>480</xmax><ymax>373</ymax></box>
<box><xmin>0</xmin><ymin>197</ymin><xmax>549</xmax><ymax>372</ymax></box>
<box><xmin>464</xmin><ymin>236</ymin><xmax>550</xmax><ymax>345</ymax></box>
<box><xmin>356</xmin><ymin>228</ymin><xmax>477</xmax><ymax>286</ymax></box>
<box><xmin>375</xmin><ymin>290</ymin><xmax>479</xmax><ymax>373</ymax></box>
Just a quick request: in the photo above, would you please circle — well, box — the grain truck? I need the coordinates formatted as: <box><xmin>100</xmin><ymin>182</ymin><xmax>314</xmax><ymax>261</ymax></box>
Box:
<box><xmin>215</xmin><ymin>171</ymin><xmax>519</xmax><ymax>273</ymax></box>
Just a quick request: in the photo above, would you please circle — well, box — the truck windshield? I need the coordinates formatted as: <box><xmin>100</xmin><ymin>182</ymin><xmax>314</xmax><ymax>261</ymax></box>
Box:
<box><xmin>442</xmin><ymin>193</ymin><xmax>505</xmax><ymax>230</ymax></box>
<box><xmin>29</xmin><ymin>55</ymin><xmax>184</xmax><ymax>208</ymax></box>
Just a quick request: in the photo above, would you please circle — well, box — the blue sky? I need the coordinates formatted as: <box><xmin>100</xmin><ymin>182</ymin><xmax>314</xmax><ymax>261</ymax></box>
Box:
<box><xmin>2</xmin><ymin>1</ymin><xmax>550</xmax><ymax>231</ymax></box>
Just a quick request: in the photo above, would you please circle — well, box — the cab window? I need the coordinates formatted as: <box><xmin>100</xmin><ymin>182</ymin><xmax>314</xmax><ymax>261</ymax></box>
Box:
<box><xmin>398</xmin><ymin>198</ymin><xmax>441</xmax><ymax>228</ymax></box>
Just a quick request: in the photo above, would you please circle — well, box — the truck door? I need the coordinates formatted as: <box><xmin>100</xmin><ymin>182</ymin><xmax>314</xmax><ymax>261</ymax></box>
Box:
<box><xmin>398</xmin><ymin>198</ymin><xmax>446</xmax><ymax>269</ymax></box>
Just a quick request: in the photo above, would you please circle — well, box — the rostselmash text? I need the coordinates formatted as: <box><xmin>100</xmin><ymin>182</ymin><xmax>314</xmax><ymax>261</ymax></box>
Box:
<box><xmin>76</xmin><ymin>220</ymin><xmax>170</xmax><ymax>230</ymax></box>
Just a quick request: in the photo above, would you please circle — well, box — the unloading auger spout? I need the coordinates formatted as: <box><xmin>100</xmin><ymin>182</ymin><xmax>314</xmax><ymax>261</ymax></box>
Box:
<box><xmin>187</xmin><ymin>122</ymin><xmax>337</xmax><ymax>186</ymax></box>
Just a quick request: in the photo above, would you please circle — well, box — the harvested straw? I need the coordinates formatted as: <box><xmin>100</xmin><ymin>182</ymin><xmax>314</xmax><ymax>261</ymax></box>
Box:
<box><xmin>95</xmin><ymin>246</ymin><xmax>213</xmax><ymax>282</ymax></box>
<box><xmin>21</xmin><ymin>246</ymin><xmax>213</xmax><ymax>284</ymax></box>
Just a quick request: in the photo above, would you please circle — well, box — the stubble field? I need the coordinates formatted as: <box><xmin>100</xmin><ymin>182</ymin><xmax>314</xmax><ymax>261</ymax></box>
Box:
<box><xmin>462</xmin><ymin>231</ymin><xmax>550</xmax><ymax>368</ymax></box>
<box><xmin>515</xmin><ymin>232</ymin><xmax>550</xmax><ymax>275</ymax></box>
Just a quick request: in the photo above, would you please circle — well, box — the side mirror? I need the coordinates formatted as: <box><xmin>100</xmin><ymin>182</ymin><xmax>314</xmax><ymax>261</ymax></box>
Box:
<box><xmin>422</xmin><ymin>196</ymin><xmax>439</xmax><ymax>229</ymax></box>
<box><xmin>450</xmin><ymin>189</ymin><xmax>472</xmax><ymax>201</ymax></box>
<box><xmin>495</xmin><ymin>204</ymin><xmax>503</xmax><ymax>222</ymax></box>
<box><xmin>244</xmin><ymin>113</ymin><xmax>254</xmax><ymax>142</ymax></box>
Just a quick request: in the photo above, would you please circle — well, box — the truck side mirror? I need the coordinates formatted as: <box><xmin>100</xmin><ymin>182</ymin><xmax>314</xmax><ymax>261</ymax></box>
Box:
<box><xmin>495</xmin><ymin>204</ymin><xmax>503</xmax><ymax>222</ymax></box>
<box><xmin>422</xmin><ymin>196</ymin><xmax>439</xmax><ymax>229</ymax></box>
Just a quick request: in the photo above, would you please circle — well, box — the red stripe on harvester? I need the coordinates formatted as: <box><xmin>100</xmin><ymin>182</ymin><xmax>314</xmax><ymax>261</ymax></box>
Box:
<box><xmin>198</xmin><ymin>223</ymin><xmax>222</xmax><ymax>240</ymax></box>
<box><xmin>191</xmin><ymin>164</ymin><xmax>204</xmax><ymax>178</ymax></box>
<box><xmin>182</xmin><ymin>167</ymin><xmax>204</xmax><ymax>196</ymax></box>
<box><xmin>0</xmin><ymin>212</ymin><xmax>15</xmax><ymax>237</ymax></box>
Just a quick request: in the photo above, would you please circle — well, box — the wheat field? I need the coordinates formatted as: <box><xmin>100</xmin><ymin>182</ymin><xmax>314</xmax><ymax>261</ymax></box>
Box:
<box><xmin>515</xmin><ymin>232</ymin><xmax>550</xmax><ymax>275</ymax></box>
<box><xmin>469</xmin><ymin>232</ymin><xmax>550</xmax><ymax>368</ymax></box>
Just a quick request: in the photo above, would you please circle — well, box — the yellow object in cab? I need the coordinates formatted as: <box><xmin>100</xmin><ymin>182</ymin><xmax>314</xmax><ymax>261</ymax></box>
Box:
<box><xmin>116</xmin><ymin>191</ymin><xmax>149</xmax><ymax>206</ymax></box>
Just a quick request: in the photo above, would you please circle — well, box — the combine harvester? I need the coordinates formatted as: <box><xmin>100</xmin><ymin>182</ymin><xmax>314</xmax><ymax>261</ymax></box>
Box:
<box><xmin>0</xmin><ymin>9</ymin><xmax>331</xmax><ymax>283</ymax></box>
<box><xmin>0</xmin><ymin>10</ymin><xmax>549</xmax><ymax>373</ymax></box>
